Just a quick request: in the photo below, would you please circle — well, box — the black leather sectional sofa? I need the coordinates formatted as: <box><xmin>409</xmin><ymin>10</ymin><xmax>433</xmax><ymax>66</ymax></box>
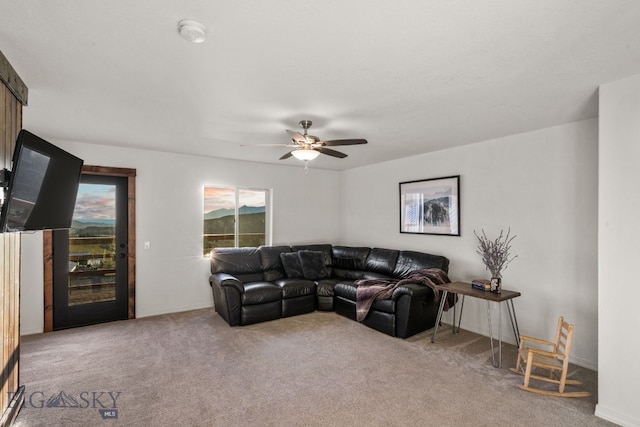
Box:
<box><xmin>208</xmin><ymin>244</ymin><xmax>450</xmax><ymax>338</ymax></box>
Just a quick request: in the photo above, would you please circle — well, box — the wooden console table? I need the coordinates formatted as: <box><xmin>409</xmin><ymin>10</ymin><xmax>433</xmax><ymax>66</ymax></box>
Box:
<box><xmin>430</xmin><ymin>281</ymin><xmax>521</xmax><ymax>368</ymax></box>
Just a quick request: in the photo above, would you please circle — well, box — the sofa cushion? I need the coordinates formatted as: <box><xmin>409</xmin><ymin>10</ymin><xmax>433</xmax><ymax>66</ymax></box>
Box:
<box><xmin>241</xmin><ymin>282</ymin><xmax>282</xmax><ymax>305</ymax></box>
<box><xmin>210</xmin><ymin>247</ymin><xmax>261</xmax><ymax>274</ymax></box>
<box><xmin>332</xmin><ymin>268</ymin><xmax>365</xmax><ymax>280</ymax></box>
<box><xmin>316</xmin><ymin>278</ymin><xmax>342</xmax><ymax>297</ymax></box>
<box><xmin>333</xmin><ymin>257</ymin><xmax>361</xmax><ymax>270</ymax></box>
<box><xmin>292</xmin><ymin>244</ymin><xmax>333</xmax><ymax>265</ymax></box>
<box><xmin>280</xmin><ymin>252</ymin><xmax>303</xmax><ymax>278</ymax></box>
<box><xmin>393</xmin><ymin>250</ymin><xmax>450</xmax><ymax>278</ymax></box>
<box><xmin>274</xmin><ymin>278</ymin><xmax>317</xmax><ymax>299</ymax></box>
<box><xmin>332</xmin><ymin>246</ymin><xmax>370</xmax><ymax>269</ymax></box>
<box><xmin>298</xmin><ymin>250</ymin><xmax>329</xmax><ymax>280</ymax></box>
<box><xmin>362</xmin><ymin>271</ymin><xmax>394</xmax><ymax>280</ymax></box>
<box><xmin>259</xmin><ymin>245</ymin><xmax>290</xmax><ymax>281</ymax></box>
<box><xmin>364</xmin><ymin>248</ymin><xmax>399</xmax><ymax>277</ymax></box>
<box><xmin>293</xmin><ymin>244</ymin><xmax>333</xmax><ymax>276</ymax></box>
<box><xmin>210</xmin><ymin>247</ymin><xmax>264</xmax><ymax>283</ymax></box>
<box><xmin>334</xmin><ymin>282</ymin><xmax>395</xmax><ymax>314</ymax></box>
<box><xmin>331</xmin><ymin>246</ymin><xmax>369</xmax><ymax>280</ymax></box>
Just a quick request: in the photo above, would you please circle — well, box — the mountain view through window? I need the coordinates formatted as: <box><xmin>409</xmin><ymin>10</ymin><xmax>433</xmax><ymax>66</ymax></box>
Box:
<box><xmin>203</xmin><ymin>186</ymin><xmax>269</xmax><ymax>256</ymax></box>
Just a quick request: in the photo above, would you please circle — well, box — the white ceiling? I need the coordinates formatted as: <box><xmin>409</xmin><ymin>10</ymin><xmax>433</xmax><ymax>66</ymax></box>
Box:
<box><xmin>2</xmin><ymin>1</ymin><xmax>640</xmax><ymax>170</ymax></box>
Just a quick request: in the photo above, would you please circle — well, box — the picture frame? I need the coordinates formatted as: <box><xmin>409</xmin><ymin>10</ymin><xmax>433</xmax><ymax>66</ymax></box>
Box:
<box><xmin>399</xmin><ymin>175</ymin><xmax>460</xmax><ymax>236</ymax></box>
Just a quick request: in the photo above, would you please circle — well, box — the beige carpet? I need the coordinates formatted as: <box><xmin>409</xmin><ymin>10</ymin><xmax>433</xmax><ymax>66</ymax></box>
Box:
<box><xmin>15</xmin><ymin>309</ymin><xmax>613</xmax><ymax>426</ymax></box>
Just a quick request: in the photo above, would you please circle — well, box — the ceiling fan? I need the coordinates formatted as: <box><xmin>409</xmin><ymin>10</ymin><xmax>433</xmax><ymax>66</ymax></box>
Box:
<box><xmin>280</xmin><ymin>120</ymin><xmax>368</xmax><ymax>161</ymax></box>
<box><xmin>244</xmin><ymin>120</ymin><xmax>367</xmax><ymax>163</ymax></box>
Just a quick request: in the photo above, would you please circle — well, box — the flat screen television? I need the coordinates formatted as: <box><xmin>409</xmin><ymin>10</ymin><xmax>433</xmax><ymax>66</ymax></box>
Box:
<box><xmin>0</xmin><ymin>130</ymin><xmax>84</xmax><ymax>232</ymax></box>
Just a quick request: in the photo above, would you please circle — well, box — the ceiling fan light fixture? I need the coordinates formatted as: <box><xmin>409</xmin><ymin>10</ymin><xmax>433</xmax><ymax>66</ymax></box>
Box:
<box><xmin>291</xmin><ymin>149</ymin><xmax>320</xmax><ymax>161</ymax></box>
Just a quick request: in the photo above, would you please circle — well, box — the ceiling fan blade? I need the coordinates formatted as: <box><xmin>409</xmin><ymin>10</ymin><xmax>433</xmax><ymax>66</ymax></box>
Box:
<box><xmin>317</xmin><ymin>147</ymin><xmax>348</xmax><ymax>158</ymax></box>
<box><xmin>279</xmin><ymin>151</ymin><xmax>294</xmax><ymax>160</ymax></box>
<box><xmin>321</xmin><ymin>138</ymin><xmax>368</xmax><ymax>146</ymax></box>
<box><xmin>286</xmin><ymin>129</ymin><xmax>306</xmax><ymax>143</ymax></box>
<box><xmin>241</xmin><ymin>143</ymin><xmax>296</xmax><ymax>147</ymax></box>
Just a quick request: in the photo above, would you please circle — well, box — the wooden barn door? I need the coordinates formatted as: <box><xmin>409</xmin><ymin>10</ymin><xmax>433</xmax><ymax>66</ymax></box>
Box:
<box><xmin>1</xmin><ymin>50</ymin><xmax>28</xmax><ymax>426</ymax></box>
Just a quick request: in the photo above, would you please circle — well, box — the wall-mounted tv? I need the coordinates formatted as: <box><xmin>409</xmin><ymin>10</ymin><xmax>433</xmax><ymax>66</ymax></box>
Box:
<box><xmin>0</xmin><ymin>130</ymin><xmax>84</xmax><ymax>232</ymax></box>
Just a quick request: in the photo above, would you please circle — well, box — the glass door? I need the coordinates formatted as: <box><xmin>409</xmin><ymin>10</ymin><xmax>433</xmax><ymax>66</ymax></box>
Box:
<box><xmin>53</xmin><ymin>174</ymin><xmax>129</xmax><ymax>329</ymax></box>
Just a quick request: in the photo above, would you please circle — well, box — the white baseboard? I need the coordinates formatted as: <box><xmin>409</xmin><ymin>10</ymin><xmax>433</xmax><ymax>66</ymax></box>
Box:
<box><xmin>595</xmin><ymin>404</ymin><xmax>640</xmax><ymax>427</ymax></box>
<box><xmin>20</xmin><ymin>326</ymin><xmax>44</xmax><ymax>336</ymax></box>
<box><xmin>569</xmin><ymin>354</ymin><xmax>597</xmax><ymax>371</ymax></box>
<box><xmin>136</xmin><ymin>302</ymin><xmax>214</xmax><ymax>319</ymax></box>
<box><xmin>440</xmin><ymin>319</ymin><xmax>598</xmax><ymax>371</ymax></box>
<box><xmin>19</xmin><ymin>303</ymin><xmax>215</xmax><ymax>336</ymax></box>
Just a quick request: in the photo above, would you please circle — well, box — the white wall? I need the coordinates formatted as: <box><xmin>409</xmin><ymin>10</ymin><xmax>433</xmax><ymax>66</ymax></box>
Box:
<box><xmin>340</xmin><ymin>119</ymin><xmax>599</xmax><ymax>369</ymax></box>
<box><xmin>20</xmin><ymin>142</ymin><xmax>341</xmax><ymax>334</ymax></box>
<box><xmin>20</xmin><ymin>120</ymin><xmax>602</xmax><ymax>370</ymax></box>
<box><xmin>597</xmin><ymin>73</ymin><xmax>640</xmax><ymax>427</ymax></box>
<box><xmin>18</xmin><ymin>113</ymin><xmax>620</xmax><ymax>420</ymax></box>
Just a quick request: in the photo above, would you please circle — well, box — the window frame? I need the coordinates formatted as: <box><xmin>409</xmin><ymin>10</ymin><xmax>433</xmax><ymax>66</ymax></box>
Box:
<box><xmin>203</xmin><ymin>185</ymin><xmax>271</xmax><ymax>255</ymax></box>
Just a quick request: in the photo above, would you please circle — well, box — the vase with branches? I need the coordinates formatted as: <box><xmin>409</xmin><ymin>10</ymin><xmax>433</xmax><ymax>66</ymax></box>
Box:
<box><xmin>474</xmin><ymin>228</ymin><xmax>517</xmax><ymax>293</ymax></box>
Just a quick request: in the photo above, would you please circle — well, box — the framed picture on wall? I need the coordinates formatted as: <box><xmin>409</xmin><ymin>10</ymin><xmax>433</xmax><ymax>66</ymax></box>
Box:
<box><xmin>399</xmin><ymin>175</ymin><xmax>460</xmax><ymax>236</ymax></box>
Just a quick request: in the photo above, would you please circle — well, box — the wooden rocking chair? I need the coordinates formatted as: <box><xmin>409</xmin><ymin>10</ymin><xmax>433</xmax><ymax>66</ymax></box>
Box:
<box><xmin>510</xmin><ymin>316</ymin><xmax>591</xmax><ymax>398</ymax></box>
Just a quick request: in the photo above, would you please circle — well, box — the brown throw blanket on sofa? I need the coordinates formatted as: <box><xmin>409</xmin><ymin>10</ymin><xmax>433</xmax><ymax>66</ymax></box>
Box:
<box><xmin>354</xmin><ymin>268</ymin><xmax>453</xmax><ymax>322</ymax></box>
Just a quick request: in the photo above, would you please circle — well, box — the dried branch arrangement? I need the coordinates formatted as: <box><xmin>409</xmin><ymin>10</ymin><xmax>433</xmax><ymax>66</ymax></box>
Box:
<box><xmin>474</xmin><ymin>228</ymin><xmax>517</xmax><ymax>278</ymax></box>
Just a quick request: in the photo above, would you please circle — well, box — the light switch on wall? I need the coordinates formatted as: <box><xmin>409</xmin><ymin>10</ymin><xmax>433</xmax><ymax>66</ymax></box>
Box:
<box><xmin>144</xmin><ymin>241</ymin><xmax>150</xmax><ymax>250</ymax></box>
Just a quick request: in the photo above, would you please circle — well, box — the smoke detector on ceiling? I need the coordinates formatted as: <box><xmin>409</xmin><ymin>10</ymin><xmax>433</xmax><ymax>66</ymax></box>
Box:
<box><xmin>178</xmin><ymin>19</ymin><xmax>207</xmax><ymax>43</ymax></box>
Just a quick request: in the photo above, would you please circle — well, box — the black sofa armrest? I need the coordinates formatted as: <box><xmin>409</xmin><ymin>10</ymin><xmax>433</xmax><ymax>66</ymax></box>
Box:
<box><xmin>209</xmin><ymin>273</ymin><xmax>244</xmax><ymax>326</ymax></box>
<box><xmin>392</xmin><ymin>283</ymin><xmax>439</xmax><ymax>338</ymax></box>
<box><xmin>391</xmin><ymin>283</ymin><xmax>434</xmax><ymax>300</ymax></box>
<box><xmin>209</xmin><ymin>272</ymin><xmax>244</xmax><ymax>293</ymax></box>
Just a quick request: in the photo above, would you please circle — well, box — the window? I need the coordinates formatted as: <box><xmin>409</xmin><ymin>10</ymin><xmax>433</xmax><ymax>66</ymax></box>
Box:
<box><xmin>203</xmin><ymin>186</ymin><xmax>270</xmax><ymax>256</ymax></box>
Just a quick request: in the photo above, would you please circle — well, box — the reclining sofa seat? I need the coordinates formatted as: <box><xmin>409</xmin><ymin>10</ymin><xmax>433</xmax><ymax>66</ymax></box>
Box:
<box><xmin>209</xmin><ymin>245</ymin><xmax>324</xmax><ymax>326</ymax></box>
<box><xmin>209</xmin><ymin>244</ymin><xmax>449</xmax><ymax>338</ymax></box>
<box><xmin>333</xmin><ymin>247</ymin><xmax>450</xmax><ymax>338</ymax></box>
<box><xmin>209</xmin><ymin>247</ymin><xmax>281</xmax><ymax>326</ymax></box>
